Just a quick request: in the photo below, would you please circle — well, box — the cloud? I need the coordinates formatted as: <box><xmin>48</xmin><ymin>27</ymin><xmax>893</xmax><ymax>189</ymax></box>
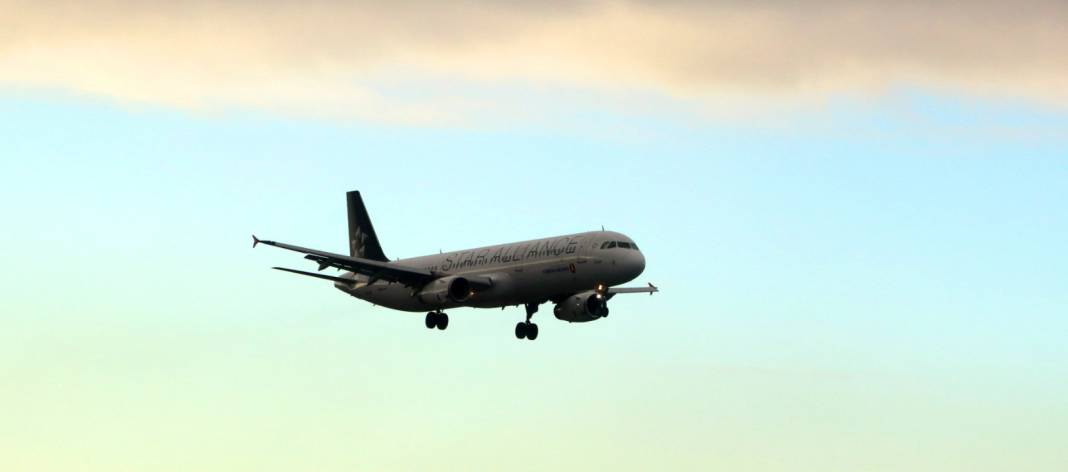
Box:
<box><xmin>2</xmin><ymin>0</ymin><xmax>1066</xmax><ymax>123</ymax></box>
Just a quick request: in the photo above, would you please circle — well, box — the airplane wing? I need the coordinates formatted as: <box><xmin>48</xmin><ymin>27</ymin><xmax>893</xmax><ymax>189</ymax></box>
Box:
<box><xmin>253</xmin><ymin>235</ymin><xmax>434</xmax><ymax>286</ymax></box>
<box><xmin>607</xmin><ymin>283</ymin><xmax>659</xmax><ymax>295</ymax></box>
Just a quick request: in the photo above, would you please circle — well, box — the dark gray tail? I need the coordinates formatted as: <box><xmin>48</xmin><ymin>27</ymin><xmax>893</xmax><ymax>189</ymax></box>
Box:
<box><xmin>347</xmin><ymin>191</ymin><xmax>388</xmax><ymax>261</ymax></box>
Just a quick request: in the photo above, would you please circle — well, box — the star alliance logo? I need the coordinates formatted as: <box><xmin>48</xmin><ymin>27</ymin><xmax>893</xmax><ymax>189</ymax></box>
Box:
<box><xmin>351</xmin><ymin>227</ymin><xmax>367</xmax><ymax>257</ymax></box>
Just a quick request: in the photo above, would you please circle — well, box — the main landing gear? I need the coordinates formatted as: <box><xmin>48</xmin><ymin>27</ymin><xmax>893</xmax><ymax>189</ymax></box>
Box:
<box><xmin>425</xmin><ymin>311</ymin><xmax>448</xmax><ymax>330</ymax></box>
<box><xmin>515</xmin><ymin>303</ymin><xmax>539</xmax><ymax>341</ymax></box>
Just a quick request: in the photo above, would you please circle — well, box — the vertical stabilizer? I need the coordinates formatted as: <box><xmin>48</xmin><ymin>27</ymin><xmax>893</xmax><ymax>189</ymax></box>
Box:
<box><xmin>347</xmin><ymin>191</ymin><xmax>388</xmax><ymax>261</ymax></box>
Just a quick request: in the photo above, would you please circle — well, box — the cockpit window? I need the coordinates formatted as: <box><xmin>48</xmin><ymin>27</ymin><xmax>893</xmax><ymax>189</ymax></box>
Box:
<box><xmin>601</xmin><ymin>240</ymin><xmax>640</xmax><ymax>250</ymax></box>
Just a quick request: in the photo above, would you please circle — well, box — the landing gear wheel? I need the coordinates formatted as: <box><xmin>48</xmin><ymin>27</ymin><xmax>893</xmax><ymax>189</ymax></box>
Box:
<box><xmin>436</xmin><ymin>313</ymin><xmax>449</xmax><ymax>330</ymax></box>
<box><xmin>518</xmin><ymin>303</ymin><xmax>540</xmax><ymax>341</ymax></box>
<box><xmin>425</xmin><ymin>312</ymin><xmax>436</xmax><ymax>329</ymax></box>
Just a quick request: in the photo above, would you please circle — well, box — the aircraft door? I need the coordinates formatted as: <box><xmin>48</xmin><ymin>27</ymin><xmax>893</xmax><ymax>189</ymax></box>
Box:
<box><xmin>572</xmin><ymin>235</ymin><xmax>594</xmax><ymax>281</ymax></box>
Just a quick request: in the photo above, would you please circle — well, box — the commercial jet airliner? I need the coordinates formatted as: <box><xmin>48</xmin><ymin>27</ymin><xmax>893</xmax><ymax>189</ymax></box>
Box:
<box><xmin>253</xmin><ymin>191</ymin><xmax>657</xmax><ymax>341</ymax></box>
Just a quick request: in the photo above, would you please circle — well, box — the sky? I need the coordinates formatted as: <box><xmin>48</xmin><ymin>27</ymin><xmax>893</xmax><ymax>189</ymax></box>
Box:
<box><xmin>2</xmin><ymin>1</ymin><xmax>1067</xmax><ymax>471</ymax></box>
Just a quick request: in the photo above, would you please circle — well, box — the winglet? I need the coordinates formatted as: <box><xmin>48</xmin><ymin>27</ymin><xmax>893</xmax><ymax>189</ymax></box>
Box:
<box><xmin>649</xmin><ymin>282</ymin><xmax>659</xmax><ymax>295</ymax></box>
<box><xmin>252</xmin><ymin>234</ymin><xmax>260</xmax><ymax>248</ymax></box>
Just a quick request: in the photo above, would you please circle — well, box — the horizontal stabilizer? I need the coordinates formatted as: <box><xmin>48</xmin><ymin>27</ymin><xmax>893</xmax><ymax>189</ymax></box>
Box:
<box><xmin>273</xmin><ymin>267</ymin><xmax>355</xmax><ymax>285</ymax></box>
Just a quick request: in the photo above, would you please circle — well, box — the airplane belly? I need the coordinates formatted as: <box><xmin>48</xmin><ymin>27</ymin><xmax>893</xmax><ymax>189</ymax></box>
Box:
<box><xmin>341</xmin><ymin>254</ymin><xmax>632</xmax><ymax>312</ymax></box>
<box><xmin>350</xmin><ymin>282</ymin><xmax>454</xmax><ymax>312</ymax></box>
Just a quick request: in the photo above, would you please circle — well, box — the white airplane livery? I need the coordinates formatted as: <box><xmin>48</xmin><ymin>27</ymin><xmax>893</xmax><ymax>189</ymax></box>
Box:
<box><xmin>254</xmin><ymin>191</ymin><xmax>657</xmax><ymax>341</ymax></box>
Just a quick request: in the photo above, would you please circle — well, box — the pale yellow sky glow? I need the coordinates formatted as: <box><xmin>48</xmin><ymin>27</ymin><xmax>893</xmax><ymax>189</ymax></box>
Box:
<box><xmin>3</xmin><ymin>1</ymin><xmax>1067</xmax><ymax>122</ymax></box>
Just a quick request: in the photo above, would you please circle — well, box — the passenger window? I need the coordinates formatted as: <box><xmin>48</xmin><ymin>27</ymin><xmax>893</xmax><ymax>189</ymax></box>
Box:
<box><xmin>618</xmin><ymin>242</ymin><xmax>631</xmax><ymax>249</ymax></box>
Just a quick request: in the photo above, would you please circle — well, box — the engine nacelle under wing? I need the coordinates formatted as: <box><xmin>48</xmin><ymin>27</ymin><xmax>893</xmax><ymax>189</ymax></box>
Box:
<box><xmin>553</xmin><ymin>290</ymin><xmax>608</xmax><ymax>322</ymax></box>
<box><xmin>417</xmin><ymin>276</ymin><xmax>473</xmax><ymax>304</ymax></box>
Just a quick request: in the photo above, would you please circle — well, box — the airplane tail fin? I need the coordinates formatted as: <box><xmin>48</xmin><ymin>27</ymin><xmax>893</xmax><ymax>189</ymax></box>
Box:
<box><xmin>347</xmin><ymin>191</ymin><xmax>389</xmax><ymax>261</ymax></box>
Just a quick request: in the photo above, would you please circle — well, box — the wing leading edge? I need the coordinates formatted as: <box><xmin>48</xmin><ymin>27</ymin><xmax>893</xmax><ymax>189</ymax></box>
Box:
<box><xmin>607</xmin><ymin>283</ymin><xmax>659</xmax><ymax>295</ymax></box>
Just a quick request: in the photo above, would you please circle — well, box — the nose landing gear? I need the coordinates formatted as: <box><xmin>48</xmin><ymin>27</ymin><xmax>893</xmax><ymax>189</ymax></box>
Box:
<box><xmin>425</xmin><ymin>311</ymin><xmax>448</xmax><ymax>330</ymax></box>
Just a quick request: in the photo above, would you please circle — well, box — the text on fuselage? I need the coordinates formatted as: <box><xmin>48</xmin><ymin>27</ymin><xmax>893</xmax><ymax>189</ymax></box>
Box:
<box><xmin>428</xmin><ymin>237</ymin><xmax>579</xmax><ymax>272</ymax></box>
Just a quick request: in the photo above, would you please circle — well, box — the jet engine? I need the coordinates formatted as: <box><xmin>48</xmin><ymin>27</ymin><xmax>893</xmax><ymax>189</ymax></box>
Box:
<box><xmin>417</xmin><ymin>276</ymin><xmax>473</xmax><ymax>304</ymax></box>
<box><xmin>553</xmin><ymin>290</ymin><xmax>609</xmax><ymax>322</ymax></box>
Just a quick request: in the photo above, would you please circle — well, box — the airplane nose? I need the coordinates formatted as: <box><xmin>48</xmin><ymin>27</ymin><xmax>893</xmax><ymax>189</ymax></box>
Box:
<box><xmin>634</xmin><ymin>251</ymin><xmax>646</xmax><ymax>276</ymax></box>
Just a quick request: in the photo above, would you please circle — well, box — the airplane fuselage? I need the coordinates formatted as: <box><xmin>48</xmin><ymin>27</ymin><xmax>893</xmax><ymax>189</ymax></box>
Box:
<box><xmin>335</xmin><ymin>230</ymin><xmax>645</xmax><ymax>312</ymax></box>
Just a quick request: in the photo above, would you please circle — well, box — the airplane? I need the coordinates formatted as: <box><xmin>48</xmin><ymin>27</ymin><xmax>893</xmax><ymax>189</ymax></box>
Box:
<box><xmin>253</xmin><ymin>191</ymin><xmax>657</xmax><ymax>341</ymax></box>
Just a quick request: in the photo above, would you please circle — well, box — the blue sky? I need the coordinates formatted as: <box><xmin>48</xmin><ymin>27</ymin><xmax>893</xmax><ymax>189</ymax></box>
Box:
<box><xmin>2</xmin><ymin>2</ymin><xmax>1068</xmax><ymax>470</ymax></box>
<box><xmin>3</xmin><ymin>88</ymin><xmax>1066</xmax><ymax>471</ymax></box>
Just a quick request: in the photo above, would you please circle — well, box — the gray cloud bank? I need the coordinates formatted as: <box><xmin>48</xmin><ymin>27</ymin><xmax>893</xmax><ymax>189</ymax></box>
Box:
<box><xmin>3</xmin><ymin>1</ymin><xmax>1066</xmax><ymax>122</ymax></box>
